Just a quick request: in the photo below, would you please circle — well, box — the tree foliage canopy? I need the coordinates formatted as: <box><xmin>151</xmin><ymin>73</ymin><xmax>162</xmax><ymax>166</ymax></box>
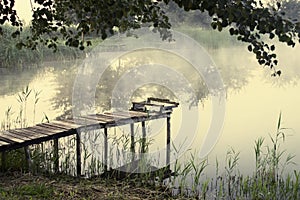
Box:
<box><xmin>1</xmin><ymin>0</ymin><xmax>300</xmax><ymax>75</ymax></box>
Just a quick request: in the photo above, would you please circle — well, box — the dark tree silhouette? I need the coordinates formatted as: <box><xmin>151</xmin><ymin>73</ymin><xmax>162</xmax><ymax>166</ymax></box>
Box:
<box><xmin>1</xmin><ymin>0</ymin><xmax>300</xmax><ymax>75</ymax></box>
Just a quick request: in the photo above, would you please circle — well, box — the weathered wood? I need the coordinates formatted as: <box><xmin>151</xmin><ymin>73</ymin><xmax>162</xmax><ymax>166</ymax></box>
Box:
<box><xmin>8</xmin><ymin>130</ymin><xmax>40</xmax><ymax>140</ymax></box>
<box><xmin>81</xmin><ymin>115</ymin><xmax>114</xmax><ymax>123</ymax></box>
<box><xmin>103</xmin><ymin>112</ymin><xmax>133</xmax><ymax>120</ymax></box>
<box><xmin>0</xmin><ymin>131</ymin><xmax>26</xmax><ymax>143</ymax></box>
<box><xmin>104</xmin><ymin>128</ymin><xmax>108</xmax><ymax>173</ymax></box>
<box><xmin>76</xmin><ymin>132</ymin><xmax>81</xmax><ymax>176</ymax></box>
<box><xmin>141</xmin><ymin>121</ymin><xmax>146</xmax><ymax>154</ymax></box>
<box><xmin>110</xmin><ymin>111</ymin><xmax>147</xmax><ymax>119</ymax></box>
<box><xmin>130</xmin><ymin>123</ymin><xmax>135</xmax><ymax>162</ymax></box>
<box><xmin>147</xmin><ymin>97</ymin><xmax>179</xmax><ymax>106</ymax></box>
<box><xmin>24</xmin><ymin>146</ymin><xmax>32</xmax><ymax>172</ymax></box>
<box><xmin>0</xmin><ymin>129</ymin><xmax>77</xmax><ymax>152</ymax></box>
<box><xmin>11</xmin><ymin>129</ymin><xmax>47</xmax><ymax>139</ymax></box>
<box><xmin>54</xmin><ymin>138</ymin><xmax>59</xmax><ymax>173</ymax></box>
<box><xmin>52</xmin><ymin>120</ymin><xmax>81</xmax><ymax>129</ymax></box>
<box><xmin>0</xmin><ymin>140</ymin><xmax>10</xmax><ymax>146</ymax></box>
<box><xmin>37</xmin><ymin>123</ymin><xmax>70</xmax><ymax>131</ymax></box>
<box><xmin>63</xmin><ymin>118</ymin><xmax>96</xmax><ymax>125</ymax></box>
<box><xmin>78</xmin><ymin>116</ymin><xmax>109</xmax><ymax>124</ymax></box>
<box><xmin>41</xmin><ymin>123</ymin><xmax>72</xmax><ymax>130</ymax></box>
<box><xmin>166</xmin><ymin>116</ymin><xmax>171</xmax><ymax>170</ymax></box>
<box><xmin>26</xmin><ymin>126</ymin><xmax>61</xmax><ymax>135</ymax></box>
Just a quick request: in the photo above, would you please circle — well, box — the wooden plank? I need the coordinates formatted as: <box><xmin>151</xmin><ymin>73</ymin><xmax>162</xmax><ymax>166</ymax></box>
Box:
<box><xmin>82</xmin><ymin>114</ymin><xmax>114</xmax><ymax>123</ymax></box>
<box><xmin>71</xmin><ymin>117</ymin><xmax>104</xmax><ymax>125</ymax></box>
<box><xmin>103</xmin><ymin>112</ymin><xmax>132</xmax><ymax>120</ymax></box>
<box><xmin>63</xmin><ymin>118</ymin><xmax>105</xmax><ymax>130</ymax></box>
<box><xmin>79</xmin><ymin>116</ymin><xmax>112</xmax><ymax>124</ymax></box>
<box><xmin>26</xmin><ymin>126</ymin><xmax>60</xmax><ymax>135</ymax></box>
<box><xmin>37</xmin><ymin>123</ymin><xmax>70</xmax><ymax>131</ymax></box>
<box><xmin>52</xmin><ymin>120</ymin><xmax>81</xmax><ymax>129</ymax></box>
<box><xmin>39</xmin><ymin>123</ymin><xmax>71</xmax><ymax>130</ymax></box>
<box><xmin>95</xmin><ymin>113</ymin><xmax>115</xmax><ymax>120</ymax></box>
<box><xmin>0</xmin><ymin>140</ymin><xmax>9</xmax><ymax>146</ymax></box>
<box><xmin>110</xmin><ymin>111</ymin><xmax>147</xmax><ymax>119</ymax></box>
<box><xmin>14</xmin><ymin>128</ymin><xmax>50</xmax><ymax>137</ymax></box>
<box><xmin>147</xmin><ymin>97</ymin><xmax>179</xmax><ymax>106</ymax></box>
<box><xmin>13</xmin><ymin>128</ymin><xmax>48</xmax><ymax>138</ymax></box>
<box><xmin>127</xmin><ymin>110</ymin><xmax>149</xmax><ymax>117</ymax></box>
<box><xmin>0</xmin><ymin>131</ymin><xmax>25</xmax><ymax>143</ymax></box>
<box><xmin>42</xmin><ymin>122</ymin><xmax>75</xmax><ymax>130</ymax></box>
<box><xmin>2</xmin><ymin>131</ymin><xmax>31</xmax><ymax>142</ymax></box>
<box><xmin>0</xmin><ymin>135</ymin><xmax>16</xmax><ymax>144</ymax></box>
<box><xmin>8</xmin><ymin>130</ymin><xmax>40</xmax><ymax>140</ymax></box>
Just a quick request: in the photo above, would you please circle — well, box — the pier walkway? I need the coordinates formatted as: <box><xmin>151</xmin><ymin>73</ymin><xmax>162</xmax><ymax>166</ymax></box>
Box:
<box><xmin>0</xmin><ymin>98</ymin><xmax>179</xmax><ymax>176</ymax></box>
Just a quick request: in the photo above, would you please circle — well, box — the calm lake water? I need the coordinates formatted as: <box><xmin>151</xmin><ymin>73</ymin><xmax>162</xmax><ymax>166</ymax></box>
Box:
<box><xmin>0</xmin><ymin>41</ymin><xmax>299</xmax><ymax>176</ymax></box>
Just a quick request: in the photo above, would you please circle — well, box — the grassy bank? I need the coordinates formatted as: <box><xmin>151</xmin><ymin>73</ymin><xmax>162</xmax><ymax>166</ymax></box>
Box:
<box><xmin>0</xmin><ymin>173</ymin><xmax>174</xmax><ymax>200</ymax></box>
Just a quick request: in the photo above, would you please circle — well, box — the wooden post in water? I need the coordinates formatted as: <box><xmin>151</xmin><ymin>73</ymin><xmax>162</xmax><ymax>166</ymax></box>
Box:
<box><xmin>76</xmin><ymin>132</ymin><xmax>81</xmax><ymax>176</ymax></box>
<box><xmin>130</xmin><ymin>123</ymin><xmax>135</xmax><ymax>161</ymax></box>
<box><xmin>104</xmin><ymin>128</ymin><xmax>108</xmax><ymax>173</ymax></box>
<box><xmin>141</xmin><ymin>121</ymin><xmax>146</xmax><ymax>154</ymax></box>
<box><xmin>166</xmin><ymin>116</ymin><xmax>171</xmax><ymax>170</ymax></box>
<box><xmin>53</xmin><ymin>138</ymin><xmax>59</xmax><ymax>173</ymax></box>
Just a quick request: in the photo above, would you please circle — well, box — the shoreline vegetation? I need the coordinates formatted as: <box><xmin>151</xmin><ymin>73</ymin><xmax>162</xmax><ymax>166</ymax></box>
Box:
<box><xmin>0</xmin><ymin>24</ymin><xmax>240</xmax><ymax>71</ymax></box>
<box><xmin>0</xmin><ymin>25</ymin><xmax>101</xmax><ymax>70</ymax></box>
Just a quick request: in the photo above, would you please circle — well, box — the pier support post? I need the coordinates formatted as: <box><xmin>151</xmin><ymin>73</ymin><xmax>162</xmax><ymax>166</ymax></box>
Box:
<box><xmin>76</xmin><ymin>132</ymin><xmax>81</xmax><ymax>177</ymax></box>
<box><xmin>24</xmin><ymin>146</ymin><xmax>32</xmax><ymax>173</ymax></box>
<box><xmin>1</xmin><ymin>151</ymin><xmax>6</xmax><ymax>172</ymax></box>
<box><xmin>104</xmin><ymin>128</ymin><xmax>108</xmax><ymax>173</ymax></box>
<box><xmin>141</xmin><ymin>121</ymin><xmax>146</xmax><ymax>154</ymax></box>
<box><xmin>130</xmin><ymin>123</ymin><xmax>135</xmax><ymax>161</ymax></box>
<box><xmin>166</xmin><ymin>116</ymin><xmax>171</xmax><ymax>170</ymax></box>
<box><xmin>53</xmin><ymin>138</ymin><xmax>59</xmax><ymax>173</ymax></box>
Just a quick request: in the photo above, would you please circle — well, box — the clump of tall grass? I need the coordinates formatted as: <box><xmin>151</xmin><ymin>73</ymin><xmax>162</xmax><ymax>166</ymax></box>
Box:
<box><xmin>0</xmin><ymin>25</ymin><xmax>97</xmax><ymax>70</ymax></box>
<box><xmin>168</xmin><ymin>113</ymin><xmax>299</xmax><ymax>199</ymax></box>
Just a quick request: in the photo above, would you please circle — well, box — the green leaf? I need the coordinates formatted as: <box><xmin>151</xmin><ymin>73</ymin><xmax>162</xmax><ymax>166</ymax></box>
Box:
<box><xmin>277</xmin><ymin>112</ymin><xmax>282</xmax><ymax>130</ymax></box>
<box><xmin>270</xmin><ymin>45</ymin><xmax>275</xmax><ymax>51</ymax></box>
<box><xmin>248</xmin><ymin>45</ymin><xmax>252</xmax><ymax>52</ymax></box>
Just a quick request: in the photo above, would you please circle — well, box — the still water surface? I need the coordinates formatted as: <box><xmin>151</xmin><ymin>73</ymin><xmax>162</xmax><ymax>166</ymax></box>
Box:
<box><xmin>0</xmin><ymin>44</ymin><xmax>299</xmax><ymax>175</ymax></box>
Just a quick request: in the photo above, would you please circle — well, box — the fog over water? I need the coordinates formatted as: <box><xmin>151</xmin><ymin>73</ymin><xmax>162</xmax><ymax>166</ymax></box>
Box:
<box><xmin>0</xmin><ymin>31</ymin><xmax>299</xmax><ymax>175</ymax></box>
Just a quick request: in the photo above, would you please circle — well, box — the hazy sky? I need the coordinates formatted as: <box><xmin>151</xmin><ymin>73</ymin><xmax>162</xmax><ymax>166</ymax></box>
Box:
<box><xmin>15</xmin><ymin>0</ymin><xmax>32</xmax><ymax>24</ymax></box>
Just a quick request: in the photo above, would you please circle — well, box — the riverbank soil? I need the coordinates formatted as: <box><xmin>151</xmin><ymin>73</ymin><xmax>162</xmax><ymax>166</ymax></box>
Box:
<box><xmin>0</xmin><ymin>172</ymin><xmax>180</xmax><ymax>200</ymax></box>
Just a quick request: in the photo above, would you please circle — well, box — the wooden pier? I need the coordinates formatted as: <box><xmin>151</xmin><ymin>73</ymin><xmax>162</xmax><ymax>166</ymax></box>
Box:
<box><xmin>0</xmin><ymin>98</ymin><xmax>179</xmax><ymax>177</ymax></box>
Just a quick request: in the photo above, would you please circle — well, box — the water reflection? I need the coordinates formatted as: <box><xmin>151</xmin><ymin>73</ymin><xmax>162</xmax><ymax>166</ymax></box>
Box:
<box><xmin>0</xmin><ymin>43</ymin><xmax>299</xmax><ymax>175</ymax></box>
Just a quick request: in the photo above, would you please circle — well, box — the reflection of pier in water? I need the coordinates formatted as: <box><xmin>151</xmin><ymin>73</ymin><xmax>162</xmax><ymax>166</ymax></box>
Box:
<box><xmin>0</xmin><ymin>97</ymin><xmax>178</xmax><ymax>178</ymax></box>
